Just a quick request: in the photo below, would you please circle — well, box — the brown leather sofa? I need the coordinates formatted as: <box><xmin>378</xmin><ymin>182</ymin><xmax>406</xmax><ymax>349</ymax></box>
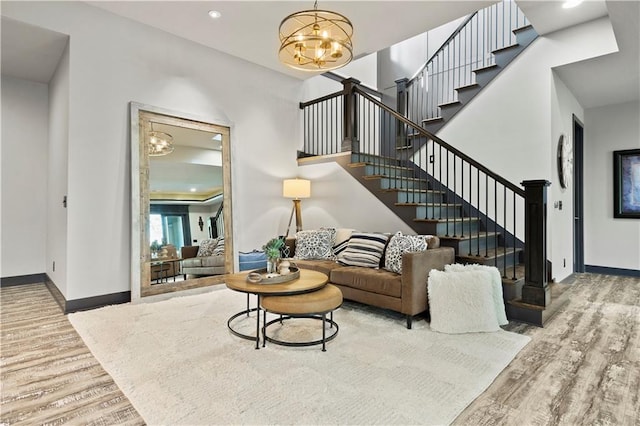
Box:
<box><xmin>285</xmin><ymin>236</ymin><xmax>455</xmax><ymax>328</ymax></box>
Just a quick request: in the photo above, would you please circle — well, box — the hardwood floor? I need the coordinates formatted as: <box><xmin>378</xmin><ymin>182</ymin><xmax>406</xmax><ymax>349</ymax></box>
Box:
<box><xmin>0</xmin><ymin>284</ymin><xmax>144</xmax><ymax>425</ymax></box>
<box><xmin>1</xmin><ymin>273</ymin><xmax>638</xmax><ymax>425</ymax></box>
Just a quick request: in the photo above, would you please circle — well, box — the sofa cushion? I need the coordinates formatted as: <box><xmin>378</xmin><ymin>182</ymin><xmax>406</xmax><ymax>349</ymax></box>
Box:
<box><xmin>182</xmin><ymin>257</ymin><xmax>202</xmax><ymax>268</ymax></box>
<box><xmin>330</xmin><ymin>266</ymin><xmax>402</xmax><ymax>298</ymax></box>
<box><xmin>384</xmin><ymin>231</ymin><xmax>429</xmax><ymax>274</ymax></box>
<box><xmin>201</xmin><ymin>255</ymin><xmax>225</xmax><ymax>267</ymax></box>
<box><xmin>291</xmin><ymin>259</ymin><xmax>345</xmax><ymax>276</ymax></box>
<box><xmin>337</xmin><ymin>232</ymin><xmax>388</xmax><ymax>268</ymax></box>
<box><xmin>197</xmin><ymin>238</ymin><xmax>218</xmax><ymax>257</ymax></box>
<box><xmin>294</xmin><ymin>229</ymin><xmax>336</xmax><ymax>260</ymax></box>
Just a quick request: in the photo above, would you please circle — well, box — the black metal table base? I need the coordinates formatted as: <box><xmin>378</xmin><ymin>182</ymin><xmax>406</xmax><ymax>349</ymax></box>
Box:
<box><xmin>227</xmin><ymin>294</ymin><xmax>261</xmax><ymax>349</ymax></box>
<box><xmin>262</xmin><ymin>312</ymin><xmax>339</xmax><ymax>352</ymax></box>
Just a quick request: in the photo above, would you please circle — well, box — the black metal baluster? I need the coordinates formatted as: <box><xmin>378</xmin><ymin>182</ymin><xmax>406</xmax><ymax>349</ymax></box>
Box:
<box><xmin>485</xmin><ymin>174</ymin><xmax>489</xmax><ymax>257</ymax></box>
<box><xmin>513</xmin><ymin>191</ymin><xmax>517</xmax><ymax>280</ymax></box>
<box><xmin>503</xmin><ymin>184</ymin><xmax>507</xmax><ymax>277</ymax></box>
<box><xmin>476</xmin><ymin>168</ymin><xmax>481</xmax><ymax>256</ymax></box>
<box><xmin>493</xmin><ymin>179</ymin><xmax>498</xmax><ymax>268</ymax></box>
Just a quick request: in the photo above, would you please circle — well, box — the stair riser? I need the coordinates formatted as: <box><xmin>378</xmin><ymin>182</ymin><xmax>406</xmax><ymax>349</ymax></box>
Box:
<box><xmin>473</xmin><ymin>67</ymin><xmax>500</xmax><ymax>87</ymax></box>
<box><xmin>455</xmin><ymin>86</ymin><xmax>482</xmax><ymax>104</ymax></box>
<box><xmin>380</xmin><ymin>178</ymin><xmax>426</xmax><ymax>190</ymax></box>
<box><xmin>364</xmin><ymin>165</ymin><xmax>414</xmax><ymax>178</ymax></box>
<box><xmin>443</xmin><ymin>236</ymin><xmax>499</xmax><ymax>254</ymax></box>
<box><xmin>493</xmin><ymin>47</ymin><xmax>523</xmax><ymax>68</ymax></box>
<box><xmin>397</xmin><ymin>192</ymin><xmax>444</xmax><ymax>204</ymax></box>
<box><xmin>415</xmin><ymin>205</ymin><xmax>460</xmax><ymax>218</ymax></box>
<box><xmin>435</xmin><ymin>220</ymin><xmax>480</xmax><ymax>236</ymax></box>
<box><xmin>515</xmin><ymin>27</ymin><xmax>538</xmax><ymax>47</ymax></box>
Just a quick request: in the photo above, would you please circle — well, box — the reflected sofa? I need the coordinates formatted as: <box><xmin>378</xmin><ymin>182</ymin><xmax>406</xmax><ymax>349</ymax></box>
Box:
<box><xmin>181</xmin><ymin>238</ymin><xmax>225</xmax><ymax>278</ymax></box>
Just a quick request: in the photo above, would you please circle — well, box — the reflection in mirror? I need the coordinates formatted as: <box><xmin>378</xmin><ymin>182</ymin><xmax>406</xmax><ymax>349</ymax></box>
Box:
<box><xmin>131</xmin><ymin>103</ymin><xmax>233</xmax><ymax>300</ymax></box>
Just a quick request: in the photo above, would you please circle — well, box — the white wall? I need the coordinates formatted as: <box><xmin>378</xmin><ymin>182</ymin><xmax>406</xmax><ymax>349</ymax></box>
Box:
<box><xmin>289</xmin><ymin>161</ymin><xmax>414</xmax><ymax>235</ymax></box>
<box><xmin>1</xmin><ymin>76</ymin><xmax>49</xmax><ymax>277</ymax></box>
<box><xmin>3</xmin><ymin>2</ymin><xmax>304</xmax><ymax>300</ymax></box>
<box><xmin>46</xmin><ymin>41</ymin><xmax>70</xmax><ymax>293</ymax></box>
<box><xmin>188</xmin><ymin>203</ymin><xmax>220</xmax><ymax>245</ymax></box>
<box><xmin>549</xmin><ymin>72</ymin><xmax>584</xmax><ymax>280</ymax></box>
<box><xmin>584</xmin><ymin>100</ymin><xmax>640</xmax><ymax>271</ymax></box>
<box><xmin>436</xmin><ymin>17</ymin><xmax>618</xmax><ymax>282</ymax></box>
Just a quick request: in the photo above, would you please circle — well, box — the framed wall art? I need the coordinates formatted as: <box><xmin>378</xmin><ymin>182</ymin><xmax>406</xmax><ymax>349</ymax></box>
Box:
<box><xmin>613</xmin><ymin>149</ymin><xmax>640</xmax><ymax>219</ymax></box>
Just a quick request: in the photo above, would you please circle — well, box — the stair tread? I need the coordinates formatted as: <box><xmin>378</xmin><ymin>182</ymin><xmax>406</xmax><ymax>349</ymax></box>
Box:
<box><xmin>492</xmin><ymin>43</ymin><xmax>520</xmax><ymax>54</ymax></box>
<box><xmin>382</xmin><ymin>188</ymin><xmax>444</xmax><ymax>194</ymax></box>
<box><xmin>472</xmin><ymin>63</ymin><xmax>499</xmax><ymax>73</ymax></box>
<box><xmin>422</xmin><ymin>116</ymin><xmax>443</xmax><ymax>124</ymax></box>
<box><xmin>512</xmin><ymin>24</ymin><xmax>534</xmax><ymax>34</ymax></box>
<box><xmin>457</xmin><ymin>246</ymin><xmax>523</xmax><ymax>260</ymax></box>
<box><xmin>455</xmin><ymin>83</ymin><xmax>480</xmax><ymax>92</ymax></box>
<box><xmin>367</xmin><ymin>175</ymin><xmax>423</xmax><ymax>182</ymax></box>
<box><xmin>395</xmin><ymin>202</ymin><xmax>461</xmax><ymax>207</ymax></box>
<box><xmin>414</xmin><ymin>216</ymin><xmax>480</xmax><ymax>223</ymax></box>
<box><xmin>439</xmin><ymin>231</ymin><xmax>500</xmax><ymax>241</ymax></box>
<box><xmin>438</xmin><ymin>100</ymin><xmax>461</xmax><ymax>108</ymax></box>
<box><xmin>348</xmin><ymin>162</ymin><xmax>413</xmax><ymax>171</ymax></box>
<box><xmin>396</xmin><ymin>145</ymin><xmax>413</xmax><ymax>151</ymax></box>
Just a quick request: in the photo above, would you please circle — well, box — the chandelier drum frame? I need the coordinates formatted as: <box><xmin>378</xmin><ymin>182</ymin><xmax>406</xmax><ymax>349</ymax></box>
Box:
<box><xmin>279</xmin><ymin>8</ymin><xmax>353</xmax><ymax>72</ymax></box>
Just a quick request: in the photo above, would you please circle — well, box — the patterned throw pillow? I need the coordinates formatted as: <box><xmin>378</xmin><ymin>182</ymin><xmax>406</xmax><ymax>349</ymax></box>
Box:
<box><xmin>197</xmin><ymin>238</ymin><xmax>218</xmax><ymax>257</ymax></box>
<box><xmin>212</xmin><ymin>237</ymin><xmax>225</xmax><ymax>256</ymax></box>
<box><xmin>294</xmin><ymin>229</ymin><xmax>336</xmax><ymax>260</ymax></box>
<box><xmin>384</xmin><ymin>231</ymin><xmax>429</xmax><ymax>274</ymax></box>
<box><xmin>333</xmin><ymin>228</ymin><xmax>354</xmax><ymax>257</ymax></box>
<box><xmin>337</xmin><ymin>232</ymin><xmax>389</xmax><ymax>268</ymax></box>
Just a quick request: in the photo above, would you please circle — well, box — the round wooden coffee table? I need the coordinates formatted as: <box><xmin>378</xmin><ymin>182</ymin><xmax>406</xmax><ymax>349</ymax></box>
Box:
<box><xmin>261</xmin><ymin>284</ymin><xmax>343</xmax><ymax>351</ymax></box>
<box><xmin>225</xmin><ymin>269</ymin><xmax>328</xmax><ymax>349</ymax></box>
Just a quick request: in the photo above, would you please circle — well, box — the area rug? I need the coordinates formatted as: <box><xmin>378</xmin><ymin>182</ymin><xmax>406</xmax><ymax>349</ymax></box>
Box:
<box><xmin>68</xmin><ymin>288</ymin><xmax>530</xmax><ymax>425</ymax></box>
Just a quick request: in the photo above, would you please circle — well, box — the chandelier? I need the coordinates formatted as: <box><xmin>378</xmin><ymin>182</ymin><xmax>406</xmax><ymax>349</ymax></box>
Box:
<box><xmin>279</xmin><ymin>1</ymin><xmax>353</xmax><ymax>72</ymax></box>
<box><xmin>148</xmin><ymin>125</ymin><xmax>174</xmax><ymax>157</ymax></box>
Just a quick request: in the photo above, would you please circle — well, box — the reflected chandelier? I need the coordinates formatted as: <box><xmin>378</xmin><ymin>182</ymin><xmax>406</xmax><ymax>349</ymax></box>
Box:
<box><xmin>278</xmin><ymin>0</ymin><xmax>353</xmax><ymax>72</ymax></box>
<box><xmin>148</xmin><ymin>125</ymin><xmax>174</xmax><ymax>156</ymax></box>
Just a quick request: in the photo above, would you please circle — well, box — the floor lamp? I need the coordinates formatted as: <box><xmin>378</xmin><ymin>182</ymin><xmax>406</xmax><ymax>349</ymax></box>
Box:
<box><xmin>283</xmin><ymin>178</ymin><xmax>311</xmax><ymax>237</ymax></box>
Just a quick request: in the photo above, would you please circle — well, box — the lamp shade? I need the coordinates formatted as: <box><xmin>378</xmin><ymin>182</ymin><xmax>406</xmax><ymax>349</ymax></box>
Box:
<box><xmin>283</xmin><ymin>179</ymin><xmax>311</xmax><ymax>199</ymax></box>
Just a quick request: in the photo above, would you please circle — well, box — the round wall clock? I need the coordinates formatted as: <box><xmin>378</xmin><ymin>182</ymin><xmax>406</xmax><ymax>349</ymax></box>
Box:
<box><xmin>556</xmin><ymin>134</ymin><xmax>572</xmax><ymax>189</ymax></box>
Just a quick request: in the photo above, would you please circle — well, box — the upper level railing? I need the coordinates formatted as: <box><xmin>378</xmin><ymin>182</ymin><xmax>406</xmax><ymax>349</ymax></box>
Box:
<box><xmin>399</xmin><ymin>0</ymin><xmax>529</xmax><ymax>125</ymax></box>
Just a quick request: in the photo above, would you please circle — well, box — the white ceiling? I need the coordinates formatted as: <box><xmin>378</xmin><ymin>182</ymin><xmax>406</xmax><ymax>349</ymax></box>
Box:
<box><xmin>86</xmin><ymin>1</ymin><xmax>497</xmax><ymax>80</ymax></box>
<box><xmin>2</xmin><ymin>0</ymin><xmax>638</xmax><ymax>112</ymax></box>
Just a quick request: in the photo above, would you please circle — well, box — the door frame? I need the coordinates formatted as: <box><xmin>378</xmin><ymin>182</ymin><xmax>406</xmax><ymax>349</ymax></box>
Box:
<box><xmin>572</xmin><ymin>114</ymin><xmax>585</xmax><ymax>273</ymax></box>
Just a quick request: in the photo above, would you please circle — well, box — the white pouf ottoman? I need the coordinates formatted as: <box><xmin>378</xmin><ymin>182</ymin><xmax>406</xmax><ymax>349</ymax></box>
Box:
<box><xmin>428</xmin><ymin>265</ymin><xmax>507</xmax><ymax>334</ymax></box>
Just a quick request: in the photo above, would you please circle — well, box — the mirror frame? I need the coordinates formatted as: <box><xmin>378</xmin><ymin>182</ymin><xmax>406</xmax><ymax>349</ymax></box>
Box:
<box><xmin>130</xmin><ymin>102</ymin><xmax>234</xmax><ymax>300</ymax></box>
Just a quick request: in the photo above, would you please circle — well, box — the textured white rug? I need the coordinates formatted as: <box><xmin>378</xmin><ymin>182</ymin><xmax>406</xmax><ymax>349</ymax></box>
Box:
<box><xmin>69</xmin><ymin>287</ymin><xmax>530</xmax><ymax>425</ymax></box>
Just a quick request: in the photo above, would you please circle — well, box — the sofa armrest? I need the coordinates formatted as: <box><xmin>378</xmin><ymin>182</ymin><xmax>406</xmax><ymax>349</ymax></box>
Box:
<box><xmin>181</xmin><ymin>245</ymin><xmax>199</xmax><ymax>259</ymax></box>
<box><xmin>400</xmin><ymin>247</ymin><xmax>455</xmax><ymax>315</ymax></box>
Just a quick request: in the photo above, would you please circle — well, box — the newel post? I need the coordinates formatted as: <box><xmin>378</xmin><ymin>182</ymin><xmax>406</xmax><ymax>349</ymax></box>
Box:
<box><xmin>341</xmin><ymin>77</ymin><xmax>360</xmax><ymax>152</ymax></box>
<box><xmin>521</xmin><ymin>179</ymin><xmax>551</xmax><ymax>307</ymax></box>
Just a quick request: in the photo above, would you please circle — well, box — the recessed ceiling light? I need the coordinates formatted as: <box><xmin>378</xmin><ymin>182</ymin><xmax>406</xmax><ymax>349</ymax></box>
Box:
<box><xmin>208</xmin><ymin>10</ymin><xmax>221</xmax><ymax>19</ymax></box>
<box><xmin>190</xmin><ymin>188</ymin><xmax>197</xmax><ymax>192</ymax></box>
<box><xmin>562</xmin><ymin>0</ymin><xmax>583</xmax><ymax>9</ymax></box>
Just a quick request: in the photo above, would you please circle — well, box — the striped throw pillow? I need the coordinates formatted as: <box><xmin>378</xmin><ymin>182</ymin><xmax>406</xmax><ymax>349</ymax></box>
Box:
<box><xmin>337</xmin><ymin>232</ymin><xmax>389</xmax><ymax>268</ymax></box>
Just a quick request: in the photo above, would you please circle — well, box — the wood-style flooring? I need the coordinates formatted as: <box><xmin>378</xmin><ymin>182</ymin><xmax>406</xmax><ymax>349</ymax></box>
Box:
<box><xmin>1</xmin><ymin>273</ymin><xmax>639</xmax><ymax>425</ymax></box>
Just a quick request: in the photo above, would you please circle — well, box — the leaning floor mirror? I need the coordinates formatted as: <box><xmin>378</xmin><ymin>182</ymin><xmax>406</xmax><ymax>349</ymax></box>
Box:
<box><xmin>130</xmin><ymin>102</ymin><xmax>234</xmax><ymax>300</ymax></box>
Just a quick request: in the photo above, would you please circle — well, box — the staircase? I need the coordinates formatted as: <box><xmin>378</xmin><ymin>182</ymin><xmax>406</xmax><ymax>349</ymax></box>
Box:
<box><xmin>297</xmin><ymin>0</ymin><xmax>557</xmax><ymax>326</ymax></box>
<box><xmin>340</xmin><ymin>152</ymin><xmax>525</xmax><ymax>303</ymax></box>
<box><xmin>397</xmin><ymin>1</ymin><xmax>538</xmax><ymax>141</ymax></box>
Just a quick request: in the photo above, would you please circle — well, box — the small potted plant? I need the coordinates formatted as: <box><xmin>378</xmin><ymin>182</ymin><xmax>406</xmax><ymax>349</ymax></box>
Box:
<box><xmin>263</xmin><ymin>237</ymin><xmax>284</xmax><ymax>273</ymax></box>
<box><xmin>150</xmin><ymin>240</ymin><xmax>162</xmax><ymax>258</ymax></box>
